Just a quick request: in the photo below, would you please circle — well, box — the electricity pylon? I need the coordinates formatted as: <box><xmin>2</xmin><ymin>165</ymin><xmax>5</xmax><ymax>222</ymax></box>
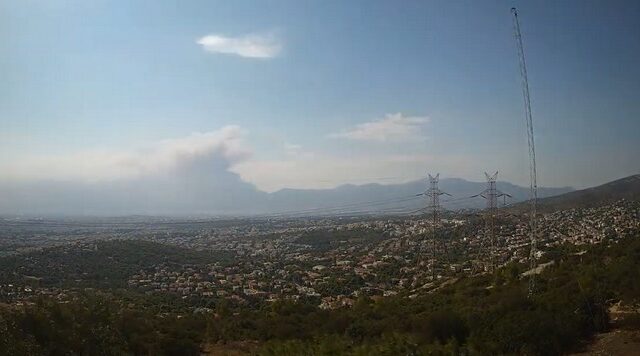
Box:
<box><xmin>472</xmin><ymin>171</ymin><xmax>511</xmax><ymax>272</ymax></box>
<box><xmin>425</xmin><ymin>173</ymin><xmax>451</xmax><ymax>280</ymax></box>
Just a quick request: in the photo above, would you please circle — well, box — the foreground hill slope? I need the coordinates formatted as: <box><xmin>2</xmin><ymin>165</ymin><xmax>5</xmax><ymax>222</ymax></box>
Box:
<box><xmin>1</xmin><ymin>230</ymin><xmax>639</xmax><ymax>355</ymax></box>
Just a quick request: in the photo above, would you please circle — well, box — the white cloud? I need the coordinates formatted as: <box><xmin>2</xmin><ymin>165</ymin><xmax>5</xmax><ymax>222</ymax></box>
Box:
<box><xmin>196</xmin><ymin>32</ymin><xmax>282</xmax><ymax>59</ymax></box>
<box><xmin>0</xmin><ymin>126</ymin><xmax>250</xmax><ymax>182</ymax></box>
<box><xmin>283</xmin><ymin>142</ymin><xmax>304</xmax><ymax>156</ymax></box>
<box><xmin>329</xmin><ymin>113</ymin><xmax>429</xmax><ymax>141</ymax></box>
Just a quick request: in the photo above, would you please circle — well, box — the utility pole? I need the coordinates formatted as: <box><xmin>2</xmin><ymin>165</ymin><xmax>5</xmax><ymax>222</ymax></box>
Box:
<box><xmin>424</xmin><ymin>173</ymin><xmax>450</xmax><ymax>280</ymax></box>
<box><xmin>512</xmin><ymin>7</ymin><xmax>540</xmax><ymax>296</ymax></box>
<box><xmin>472</xmin><ymin>172</ymin><xmax>511</xmax><ymax>272</ymax></box>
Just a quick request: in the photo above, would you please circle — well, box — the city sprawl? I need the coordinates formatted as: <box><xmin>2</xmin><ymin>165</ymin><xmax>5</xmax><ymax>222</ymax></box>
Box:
<box><xmin>1</xmin><ymin>200</ymin><xmax>638</xmax><ymax>309</ymax></box>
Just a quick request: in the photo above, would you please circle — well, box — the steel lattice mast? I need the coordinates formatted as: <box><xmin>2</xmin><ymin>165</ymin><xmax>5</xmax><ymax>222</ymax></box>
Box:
<box><xmin>512</xmin><ymin>7</ymin><xmax>539</xmax><ymax>296</ymax></box>
<box><xmin>425</xmin><ymin>173</ymin><xmax>450</xmax><ymax>280</ymax></box>
<box><xmin>485</xmin><ymin>172</ymin><xmax>499</xmax><ymax>272</ymax></box>
<box><xmin>472</xmin><ymin>172</ymin><xmax>511</xmax><ymax>272</ymax></box>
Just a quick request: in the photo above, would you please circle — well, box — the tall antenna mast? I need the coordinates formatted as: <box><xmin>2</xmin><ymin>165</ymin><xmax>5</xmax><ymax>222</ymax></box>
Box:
<box><xmin>511</xmin><ymin>7</ymin><xmax>539</xmax><ymax>296</ymax></box>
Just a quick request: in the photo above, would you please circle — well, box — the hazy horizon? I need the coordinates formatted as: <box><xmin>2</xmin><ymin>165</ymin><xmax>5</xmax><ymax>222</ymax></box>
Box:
<box><xmin>1</xmin><ymin>0</ymin><xmax>639</xmax><ymax>214</ymax></box>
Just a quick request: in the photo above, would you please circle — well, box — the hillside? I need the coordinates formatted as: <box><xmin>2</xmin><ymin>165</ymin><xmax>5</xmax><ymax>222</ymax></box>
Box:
<box><xmin>515</xmin><ymin>174</ymin><xmax>640</xmax><ymax>213</ymax></box>
<box><xmin>1</xmin><ymin>234</ymin><xmax>638</xmax><ymax>355</ymax></box>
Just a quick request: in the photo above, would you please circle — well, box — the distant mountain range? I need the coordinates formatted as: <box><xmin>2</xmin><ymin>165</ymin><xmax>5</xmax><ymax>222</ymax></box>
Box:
<box><xmin>262</xmin><ymin>178</ymin><xmax>573</xmax><ymax>216</ymax></box>
<box><xmin>512</xmin><ymin>174</ymin><xmax>640</xmax><ymax>213</ymax></box>
<box><xmin>10</xmin><ymin>170</ymin><xmax>639</xmax><ymax>217</ymax></box>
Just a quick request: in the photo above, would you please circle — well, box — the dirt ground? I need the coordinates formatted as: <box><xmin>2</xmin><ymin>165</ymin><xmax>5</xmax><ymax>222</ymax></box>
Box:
<box><xmin>570</xmin><ymin>329</ymin><xmax>640</xmax><ymax>356</ymax></box>
<box><xmin>202</xmin><ymin>329</ymin><xmax>640</xmax><ymax>355</ymax></box>
<box><xmin>201</xmin><ymin>341</ymin><xmax>258</xmax><ymax>355</ymax></box>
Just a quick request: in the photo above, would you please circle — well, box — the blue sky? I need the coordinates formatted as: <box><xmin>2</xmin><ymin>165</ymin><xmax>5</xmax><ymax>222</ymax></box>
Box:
<box><xmin>0</xmin><ymin>0</ymin><xmax>638</xmax><ymax>192</ymax></box>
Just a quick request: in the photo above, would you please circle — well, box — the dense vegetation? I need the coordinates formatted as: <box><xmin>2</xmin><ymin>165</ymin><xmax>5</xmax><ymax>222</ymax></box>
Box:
<box><xmin>0</xmin><ymin>240</ymin><xmax>232</xmax><ymax>288</ymax></box>
<box><xmin>0</xmin><ymin>236</ymin><xmax>638</xmax><ymax>355</ymax></box>
<box><xmin>0</xmin><ymin>294</ymin><xmax>207</xmax><ymax>355</ymax></box>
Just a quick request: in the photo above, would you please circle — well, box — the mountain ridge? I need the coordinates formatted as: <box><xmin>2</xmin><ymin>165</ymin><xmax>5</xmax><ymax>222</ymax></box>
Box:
<box><xmin>513</xmin><ymin>173</ymin><xmax>640</xmax><ymax>213</ymax></box>
<box><xmin>264</xmin><ymin>177</ymin><xmax>573</xmax><ymax>215</ymax></box>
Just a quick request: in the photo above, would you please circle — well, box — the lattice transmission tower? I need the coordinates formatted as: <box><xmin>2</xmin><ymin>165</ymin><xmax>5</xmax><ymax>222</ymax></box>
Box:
<box><xmin>472</xmin><ymin>172</ymin><xmax>511</xmax><ymax>272</ymax></box>
<box><xmin>424</xmin><ymin>173</ymin><xmax>450</xmax><ymax>280</ymax></box>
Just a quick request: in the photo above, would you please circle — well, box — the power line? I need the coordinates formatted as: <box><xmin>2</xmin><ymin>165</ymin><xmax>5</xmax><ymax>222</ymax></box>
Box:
<box><xmin>260</xmin><ymin>194</ymin><xmax>424</xmax><ymax>218</ymax></box>
<box><xmin>283</xmin><ymin>202</ymin><xmax>429</xmax><ymax>218</ymax></box>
